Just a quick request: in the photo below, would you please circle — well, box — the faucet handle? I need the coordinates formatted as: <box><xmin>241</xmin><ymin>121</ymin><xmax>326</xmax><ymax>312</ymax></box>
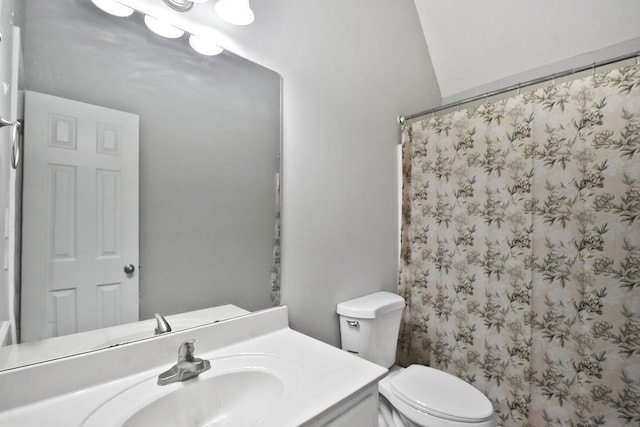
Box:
<box><xmin>178</xmin><ymin>340</ymin><xmax>197</xmax><ymax>363</ymax></box>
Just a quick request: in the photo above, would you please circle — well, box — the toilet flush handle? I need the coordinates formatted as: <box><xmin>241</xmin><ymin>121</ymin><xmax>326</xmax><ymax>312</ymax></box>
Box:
<box><xmin>346</xmin><ymin>320</ymin><xmax>360</xmax><ymax>328</ymax></box>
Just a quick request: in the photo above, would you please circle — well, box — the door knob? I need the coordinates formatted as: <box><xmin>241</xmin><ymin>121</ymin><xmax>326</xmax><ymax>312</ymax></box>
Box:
<box><xmin>124</xmin><ymin>264</ymin><xmax>136</xmax><ymax>274</ymax></box>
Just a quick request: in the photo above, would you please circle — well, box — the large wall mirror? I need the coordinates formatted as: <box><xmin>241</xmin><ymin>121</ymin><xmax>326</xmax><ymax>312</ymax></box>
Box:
<box><xmin>0</xmin><ymin>0</ymin><xmax>281</xmax><ymax>370</ymax></box>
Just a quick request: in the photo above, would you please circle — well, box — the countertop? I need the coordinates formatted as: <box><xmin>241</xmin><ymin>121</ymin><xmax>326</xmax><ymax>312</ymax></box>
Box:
<box><xmin>0</xmin><ymin>306</ymin><xmax>387</xmax><ymax>426</ymax></box>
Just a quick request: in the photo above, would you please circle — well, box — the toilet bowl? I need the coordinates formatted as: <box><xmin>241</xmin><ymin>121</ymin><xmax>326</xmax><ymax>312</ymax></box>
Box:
<box><xmin>337</xmin><ymin>292</ymin><xmax>496</xmax><ymax>427</ymax></box>
<box><xmin>378</xmin><ymin>365</ymin><xmax>496</xmax><ymax>427</ymax></box>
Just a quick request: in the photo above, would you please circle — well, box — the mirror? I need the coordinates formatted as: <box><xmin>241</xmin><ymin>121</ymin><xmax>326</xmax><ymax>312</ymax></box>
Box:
<box><xmin>0</xmin><ymin>0</ymin><xmax>281</xmax><ymax>370</ymax></box>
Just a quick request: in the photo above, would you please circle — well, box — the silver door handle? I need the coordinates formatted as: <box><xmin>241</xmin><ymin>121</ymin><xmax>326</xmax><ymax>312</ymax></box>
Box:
<box><xmin>124</xmin><ymin>264</ymin><xmax>135</xmax><ymax>274</ymax></box>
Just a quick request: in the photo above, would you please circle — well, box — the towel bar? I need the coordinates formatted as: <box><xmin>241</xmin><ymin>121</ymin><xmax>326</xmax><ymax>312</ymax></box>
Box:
<box><xmin>0</xmin><ymin>117</ymin><xmax>22</xmax><ymax>169</ymax></box>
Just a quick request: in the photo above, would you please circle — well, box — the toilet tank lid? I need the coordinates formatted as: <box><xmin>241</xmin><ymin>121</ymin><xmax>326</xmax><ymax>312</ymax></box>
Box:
<box><xmin>337</xmin><ymin>292</ymin><xmax>405</xmax><ymax>319</ymax></box>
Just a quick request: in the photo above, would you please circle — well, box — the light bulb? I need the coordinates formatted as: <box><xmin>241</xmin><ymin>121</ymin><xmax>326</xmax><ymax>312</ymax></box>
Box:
<box><xmin>189</xmin><ymin>35</ymin><xmax>224</xmax><ymax>56</ymax></box>
<box><xmin>144</xmin><ymin>15</ymin><xmax>185</xmax><ymax>39</ymax></box>
<box><xmin>215</xmin><ymin>0</ymin><xmax>254</xmax><ymax>26</ymax></box>
<box><xmin>91</xmin><ymin>0</ymin><xmax>134</xmax><ymax>17</ymax></box>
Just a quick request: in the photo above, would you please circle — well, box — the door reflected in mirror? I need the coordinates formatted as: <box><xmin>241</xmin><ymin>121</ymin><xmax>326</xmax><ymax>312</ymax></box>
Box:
<box><xmin>22</xmin><ymin>91</ymin><xmax>141</xmax><ymax>342</ymax></box>
<box><xmin>0</xmin><ymin>0</ymin><xmax>281</xmax><ymax>370</ymax></box>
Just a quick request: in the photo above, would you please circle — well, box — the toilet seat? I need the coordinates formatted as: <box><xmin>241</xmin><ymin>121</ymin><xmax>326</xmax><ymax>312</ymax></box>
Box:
<box><xmin>380</xmin><ymin>365</ymin><xmax>495</xmax><ymax>425</ymax></box>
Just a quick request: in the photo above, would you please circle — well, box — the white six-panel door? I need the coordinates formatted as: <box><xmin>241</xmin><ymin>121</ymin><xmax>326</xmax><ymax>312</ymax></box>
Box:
<box><xmin>21</xmin><ymin>91</ymin><xmax>139</xmax><ymax>342</ymax></box>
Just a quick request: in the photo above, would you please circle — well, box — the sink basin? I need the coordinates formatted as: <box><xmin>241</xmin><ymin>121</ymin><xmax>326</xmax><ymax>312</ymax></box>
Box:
<box><xmin>83</xmin><ymin>353</ymin><xmax>301</xmax><ymax>427</ymax></box>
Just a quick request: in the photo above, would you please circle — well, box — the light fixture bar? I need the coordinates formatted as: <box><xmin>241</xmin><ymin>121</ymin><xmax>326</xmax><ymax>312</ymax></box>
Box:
<box><xmin>161</xmin><ymin>0</ymin><xmax>193</xmax><ymax>12</ymax></box>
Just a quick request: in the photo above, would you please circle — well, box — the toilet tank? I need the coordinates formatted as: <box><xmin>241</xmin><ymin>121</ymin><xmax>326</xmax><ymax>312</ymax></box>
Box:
<box><xmin>337</xmin><ymin>292</ymin><xmax>405</xmax><ymax>368</ymax></box>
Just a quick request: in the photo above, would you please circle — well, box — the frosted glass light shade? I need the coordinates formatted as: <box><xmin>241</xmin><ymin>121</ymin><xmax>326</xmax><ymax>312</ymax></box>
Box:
<box><xmin>189</xmin><ymin>35</ymin><xmax>224</xmax><ymax>56</ymax></box>
<box><xmin>91</xmin><ymin>0</ymin><xmax>134</xmax><ymax>17</ymax></box>
<box><xmin>215</xmin><ymin>0</ymin><xmax>255</xmax><ymax>25</ymax></box>
<box><xmin>144</xmin><ymin>16</ymin><xmax>185</xmax><ymax>38</ymax></box>
<box><xmin>189</xmin><ymin>0</ymin><xmax>209</xmax><ymax>2</ymax></box>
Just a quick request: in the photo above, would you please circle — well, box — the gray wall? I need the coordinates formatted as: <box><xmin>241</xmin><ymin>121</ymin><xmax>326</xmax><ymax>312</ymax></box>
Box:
<box><xmin>217</xmin><ymin>0</ymin><xmax>443</xmax><ymax>346</ymax></box>
<box><xmin>22</xmin><ymin>0</ymin><xmax>281</xmax><ymax>319</ymax></box>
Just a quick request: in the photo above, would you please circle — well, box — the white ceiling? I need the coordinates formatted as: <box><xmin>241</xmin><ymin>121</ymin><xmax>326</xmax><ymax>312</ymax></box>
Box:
<box><xmin>414</xmin><ymin>0</ymin><xmax>640</xmax><ymax>100</ymax></box>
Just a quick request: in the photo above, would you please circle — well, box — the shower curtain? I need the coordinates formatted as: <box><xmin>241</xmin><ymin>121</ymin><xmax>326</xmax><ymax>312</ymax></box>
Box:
<box><xmin>398</xmin><ymin>64</ymin><xmax>639</xmax><ymax>426</ymax></box>
<box><xmin>271</xmin><ymin>173</ymin><xmax>281</xmax><ymax>306</ymax></box>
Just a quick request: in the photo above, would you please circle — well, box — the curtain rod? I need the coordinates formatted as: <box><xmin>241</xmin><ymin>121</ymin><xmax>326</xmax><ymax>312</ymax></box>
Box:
<box><xmin>398</xmin><ymin>50</ymin><xmax>640</xmax><ymax>124</ymax></box>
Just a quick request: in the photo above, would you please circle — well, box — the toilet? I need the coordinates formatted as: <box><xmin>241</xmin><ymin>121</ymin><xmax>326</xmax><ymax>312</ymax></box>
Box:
<box><xmin>337</xmin><ymin>292</ymin><xmax>497</xmax><ymax>427</ymax></box>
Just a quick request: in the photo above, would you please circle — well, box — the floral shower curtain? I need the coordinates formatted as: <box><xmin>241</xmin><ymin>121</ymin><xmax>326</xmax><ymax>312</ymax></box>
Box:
<box><xmin>398</xmin><ymin>64</ymin><xmax>639</xmax><ymax>426</ymax></box>
<box><xmin>271</xmin><ymin>173</ymin><xmax>281</xmax><ymax>306</ymax></box>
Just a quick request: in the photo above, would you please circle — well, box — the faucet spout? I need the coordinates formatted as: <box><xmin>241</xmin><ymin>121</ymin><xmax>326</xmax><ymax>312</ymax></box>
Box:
<box><xmin>154</xmin><ymin>313</ymin><xmax>172</xmax><ymax>335</ymax></box>
<box><xmin>157</xmin><ymin>340</ymin><xmax>210</xmax><ymax>386</ymax></box>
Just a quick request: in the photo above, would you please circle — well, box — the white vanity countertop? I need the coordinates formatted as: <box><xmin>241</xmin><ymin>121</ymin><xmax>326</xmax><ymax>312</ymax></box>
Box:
<box><xmin>0</xmin><ymin>306</ymin><xmax>387</xmax><ymax>426</ymax></box>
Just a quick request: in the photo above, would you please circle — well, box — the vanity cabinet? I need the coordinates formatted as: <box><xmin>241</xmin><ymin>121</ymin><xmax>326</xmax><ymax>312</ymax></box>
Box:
<box><xmin>305</xmin><ymin>384</ymin><xmax>379</xmax><ymax>427</ymax></box>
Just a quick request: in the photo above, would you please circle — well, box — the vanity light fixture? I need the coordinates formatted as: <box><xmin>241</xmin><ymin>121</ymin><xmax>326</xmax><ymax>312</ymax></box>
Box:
<box><xmin>90</xmin><ymin>0</ymin><xmax>134</xmax><ymax>17</ymax></box>
<box><xmin>215</xmin><ymin>0</ymin><xmax>255</xmax><ymax>26</ymax></box>
<box><xmin>144</xmin><ymin>15</ymin><xmax>185</xmax><ymax>39</ymax></box>
<box><xmin>90</xmin><ymin>0</ymin><xmax>225</xmax><ymax>56</ymax></box>
<box><xmin>189</xmin><ymin>35</ymin><xmax>224</xmax><ymax>56</ymax></box>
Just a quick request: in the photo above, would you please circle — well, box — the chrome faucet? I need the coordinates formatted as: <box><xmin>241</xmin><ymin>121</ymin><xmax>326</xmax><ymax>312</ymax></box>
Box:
<box><xmin>154</xmin><ymin>313</ymin><xmax>172</xmax><ymax>335</ymax></box>
<box><xmin>157</xmin><ymin>340</ymin><xmax>211</xmax><ymax>386</ymax></box>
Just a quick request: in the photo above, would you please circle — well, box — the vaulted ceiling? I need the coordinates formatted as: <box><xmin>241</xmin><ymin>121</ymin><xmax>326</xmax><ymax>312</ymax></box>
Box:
<box><xmin>414</xmin><ymin>0</ymin><xmax>640</xmax><ymax>101</ymax></box>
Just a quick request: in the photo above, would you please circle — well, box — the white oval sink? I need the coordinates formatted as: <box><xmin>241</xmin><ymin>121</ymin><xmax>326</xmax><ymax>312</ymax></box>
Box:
<box><xmin>83</xmin><ymin>353</ymin><xmax>300</xmax><ymax>427</ymax></box>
